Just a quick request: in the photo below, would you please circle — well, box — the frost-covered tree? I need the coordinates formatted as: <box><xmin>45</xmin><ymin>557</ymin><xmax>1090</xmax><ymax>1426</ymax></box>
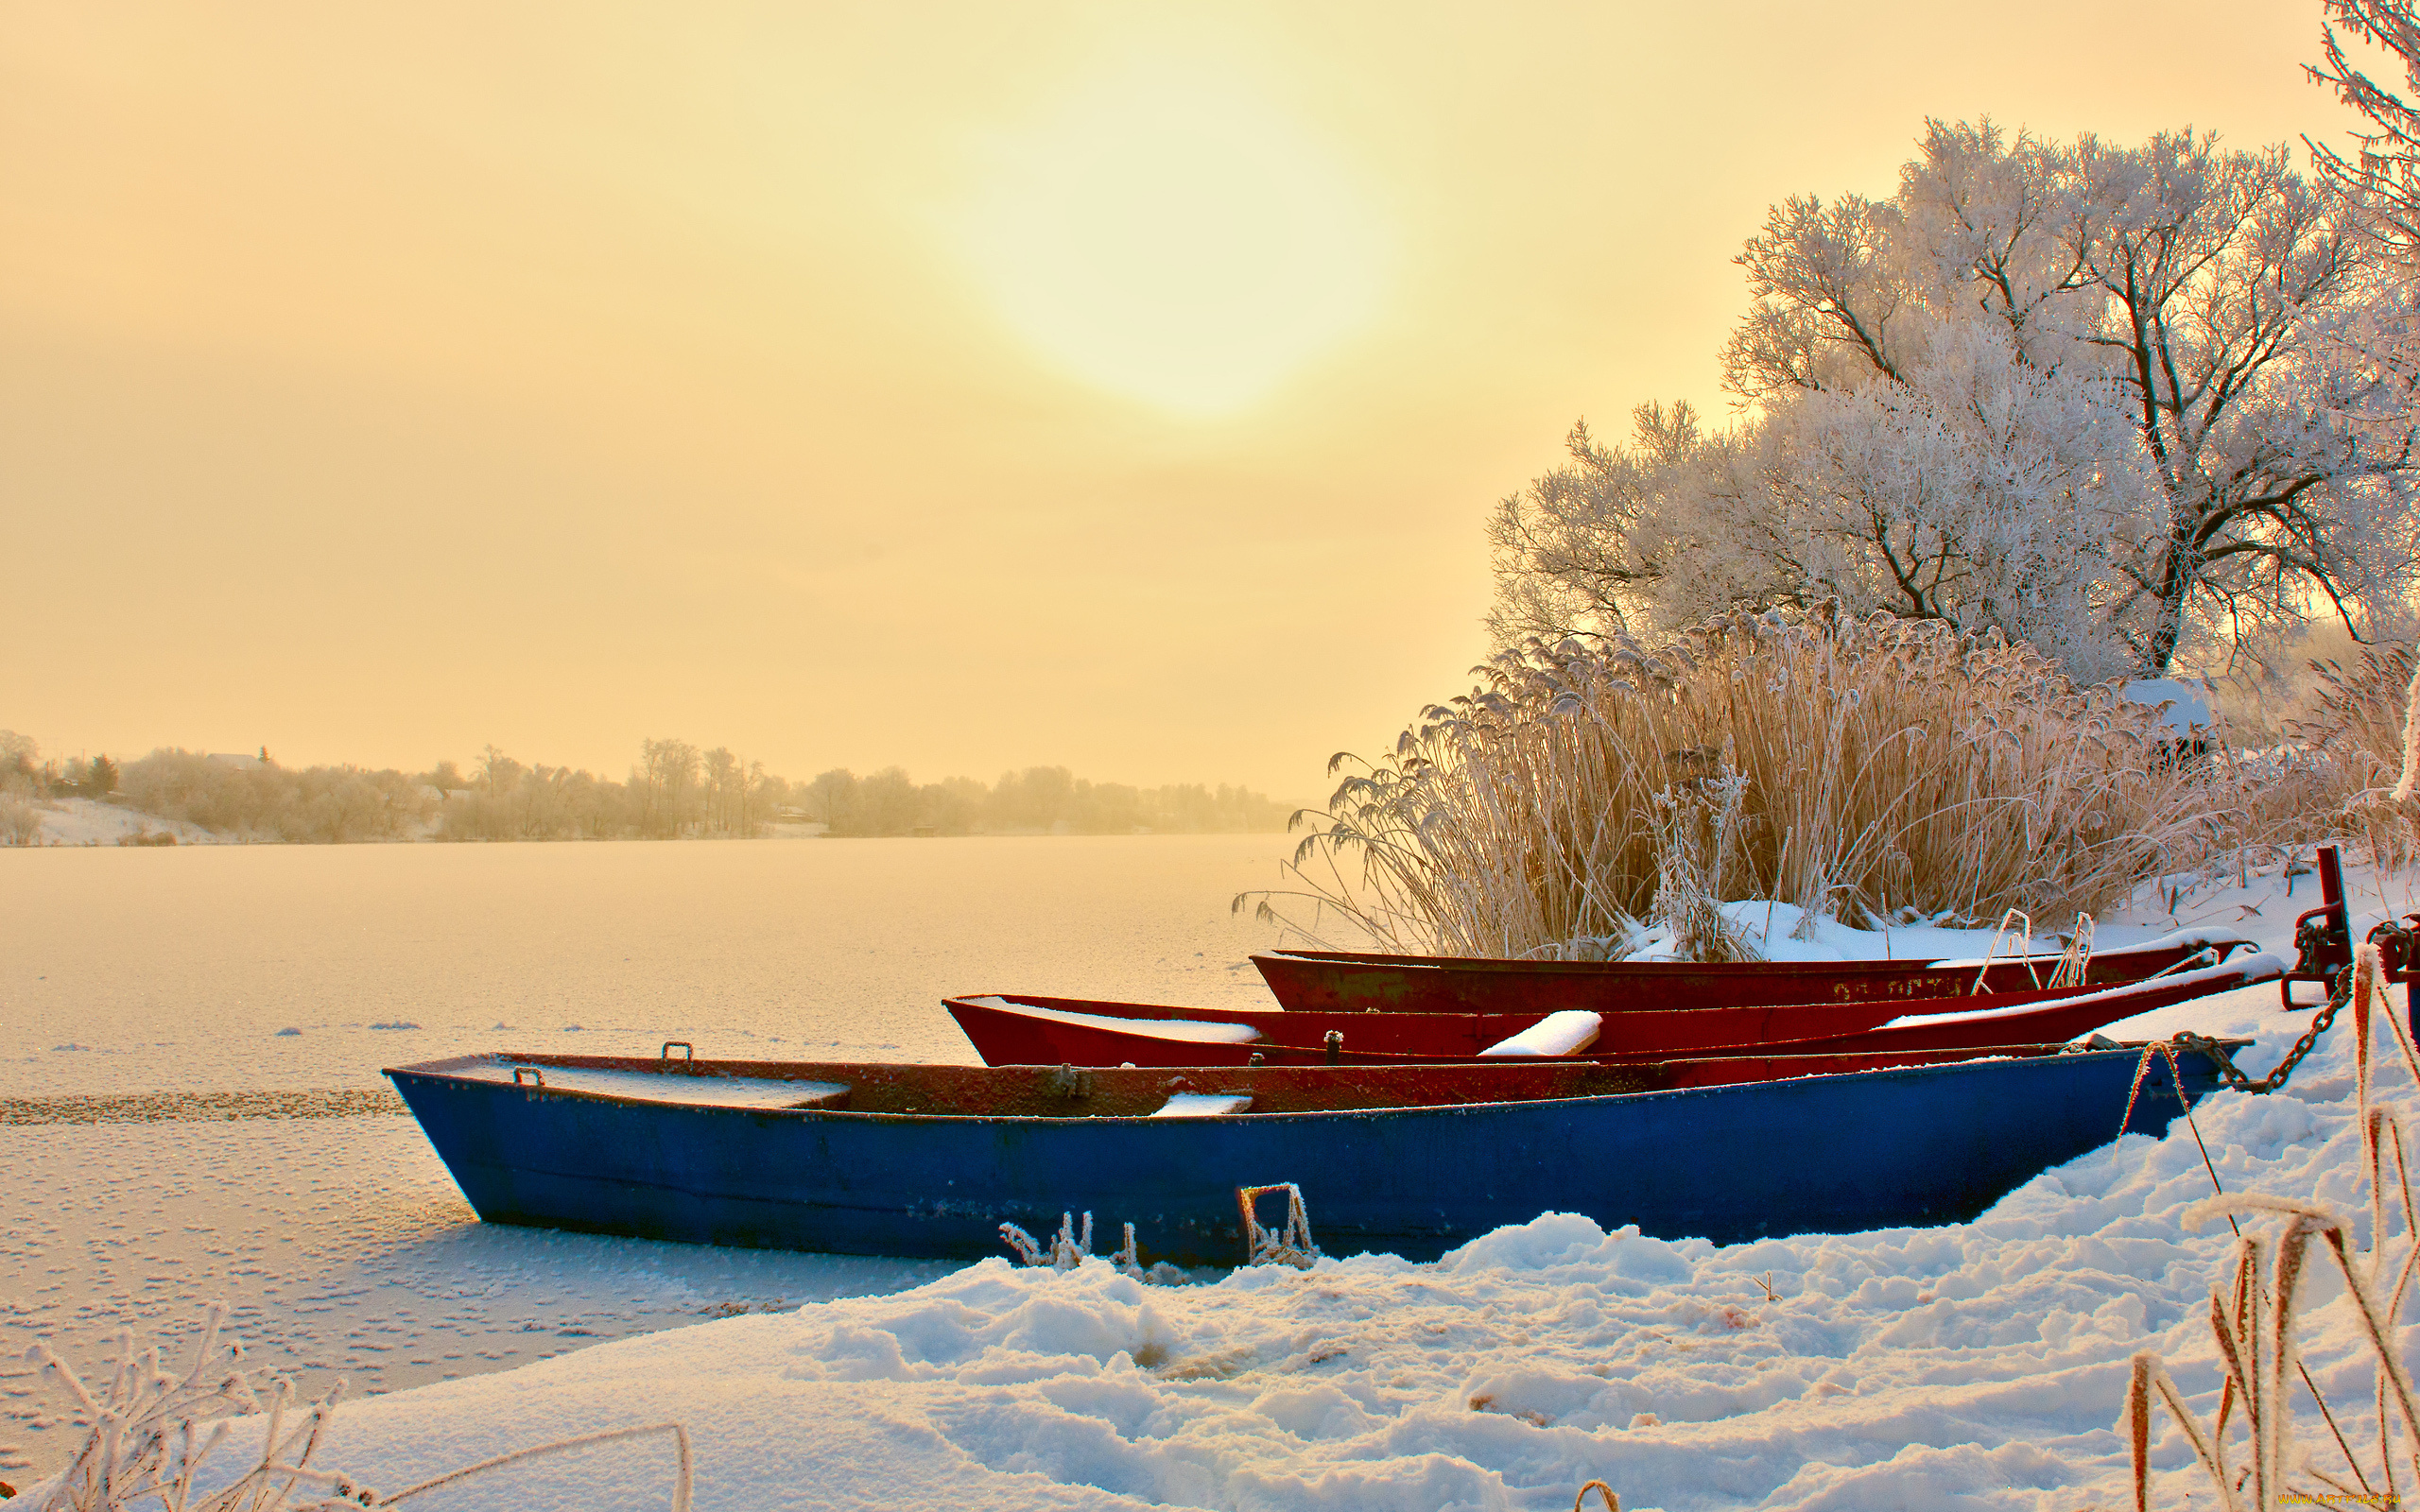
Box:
<box><xmin>2311</xmin><ymin>0</ymin><xmax>2420</xmax><ymax>254</ymax></box>
<box><xmin>1492</xmin><ymin>119</ymin><xmax>2420</xmax><ymax>676</ymax></box>
<box><xmin>2068</xmin><ymin>130</ymin><xmax>2413</xmax><ymax>669</ymax></box>
<box><xmin>2307</xmin><ymin>0</ymin><xmax>2420</xmax><ymax>555</ymax></box>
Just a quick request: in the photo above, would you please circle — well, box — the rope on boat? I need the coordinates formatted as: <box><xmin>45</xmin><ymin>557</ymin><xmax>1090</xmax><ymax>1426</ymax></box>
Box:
<box><xmin>1969</xmin><ymin>910</ymin><xmax>2041</xmax><ymax>995</ymax></box>
<box><xmin>1572</xmin><ymin>1481</ymin><xmax>1621</xmax><ymax>1512</ymax></box>
<box><xmin>2137</xmin><ymin>945</ymin><xmax>2222</xmax><ymax>983</ymax></box>
<box><xmin>1236</xmin><ymin>1183</ymin><xmax>1322</xmax><ymax>1268</ymax></box>
<box><xmin>2119</xmin><ymin>1040</ymin><xmax>2233</xmax><ymax>1211</ymax></box>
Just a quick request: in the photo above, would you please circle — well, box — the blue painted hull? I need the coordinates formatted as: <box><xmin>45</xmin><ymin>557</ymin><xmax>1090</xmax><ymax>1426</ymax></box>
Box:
<box><xmin>389</xmin><ymin>1049</ymin><xmax>2220</xmax><ymax>1264</ymax></box>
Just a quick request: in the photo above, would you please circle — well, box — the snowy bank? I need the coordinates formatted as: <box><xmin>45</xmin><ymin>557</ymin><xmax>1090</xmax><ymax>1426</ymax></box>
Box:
<box><xmin>140</xmin><ymin>1036</ymin><xmax>2407</xmax><ymax>1511</ymax></box>
<box><xmin>29</xmin><ymin>857</ymin><xmax>2420</xmax><ymax>1510</ymax></box>
<box><xmin>8</xmin><ymin>797</ymin><xmax>226</xmax><ymax>847</ymax></box>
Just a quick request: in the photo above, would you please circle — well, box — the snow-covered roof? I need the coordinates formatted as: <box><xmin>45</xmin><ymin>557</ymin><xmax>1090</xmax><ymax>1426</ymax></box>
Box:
<box><xmin>2119</xmin><ymin>677</ymin><xmax>2213</xmax><ymax>735</ymax></box>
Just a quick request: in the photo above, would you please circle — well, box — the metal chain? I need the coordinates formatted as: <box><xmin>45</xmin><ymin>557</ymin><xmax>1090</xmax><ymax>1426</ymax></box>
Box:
<box><xmin>2174</xmin><ymin>966</ymin><xmax>2352</xmax><ymax>1094</ymax></box>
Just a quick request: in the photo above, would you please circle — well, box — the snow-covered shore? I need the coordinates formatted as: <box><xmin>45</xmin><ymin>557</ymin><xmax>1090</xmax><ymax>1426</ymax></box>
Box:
<box><xmin>24</xmin><ymin>854</ymin><xmax>2419</xmax><ymax>1510</ymax></box>
<box><xmin>235</xmin><ymin>1089</ymin><xmax>2374</xmax><ymax>1512</ymax></box>
<box><xmin>5</xmin><ymin>797</ymin><xmax>228</xmax><ymax>847</ymax></box>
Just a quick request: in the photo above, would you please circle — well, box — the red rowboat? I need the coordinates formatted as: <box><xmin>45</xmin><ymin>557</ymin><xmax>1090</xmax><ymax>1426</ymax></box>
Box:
<box><xmin>944</xmin><ymin>951</ymin><xmax>2283</xmax><ymax>1069</ymax></box>
<box><xmin>1251</xmin><ymin>928</ymin><xmax>2253</xmax><ymax>1015</ymax></box>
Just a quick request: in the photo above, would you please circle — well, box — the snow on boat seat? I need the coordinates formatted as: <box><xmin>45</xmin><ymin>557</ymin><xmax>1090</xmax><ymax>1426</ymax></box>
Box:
<box><xmin>1478</xmin><ymin>1010</ymin><xmax>1603</xmax><ymax>1057</ymax></box>
<box><xmin>456</xmin><ymin>1059</ymin><xmax>851</xmax><ymax>1109</ymax></box>
<box><xmin>1149</xmin><ymin>1092</ymin><xmax>1254</xmax><ymax>1118</ymax></box>
<box><xmin>959</xmin><ymin>995</ymin><xmax>1263</xmax><ymax>1043</ymax></box>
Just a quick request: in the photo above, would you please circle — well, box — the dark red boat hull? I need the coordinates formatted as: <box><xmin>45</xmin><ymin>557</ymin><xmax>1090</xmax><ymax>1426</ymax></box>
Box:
<box><xmin>952</xmin><ymin>986</ymin><xmax>2083</xmax><ymax>1064</ymax></box>
<box><xmin>945</xmin><ymin>954</ymin><xmax>2280</xmax><ymax>1070</ymax></box>
<box><xmin>1252</xmin><ymin>933</ymin><xmax>2250</xmax><ymax>1015</ymax></box>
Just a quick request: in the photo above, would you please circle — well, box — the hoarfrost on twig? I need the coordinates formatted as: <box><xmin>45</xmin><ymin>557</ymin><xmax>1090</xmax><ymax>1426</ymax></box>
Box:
<box><xmin>998</xmin><ymin>1211</ymin><xmax>1094</xmax><ymax>1272</ymax></box>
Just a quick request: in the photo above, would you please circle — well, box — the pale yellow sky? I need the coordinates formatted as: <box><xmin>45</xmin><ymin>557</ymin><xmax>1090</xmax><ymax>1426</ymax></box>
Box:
<box><xmin>0</xmin><ymin>2</ymin><xmax>2372</xmax><ymax>797</ymax></box>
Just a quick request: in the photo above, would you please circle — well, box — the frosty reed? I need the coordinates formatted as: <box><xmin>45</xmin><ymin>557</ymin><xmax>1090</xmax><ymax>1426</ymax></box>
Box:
<box><xmin>1250</xmin><ymin>604</ymin><xmax>2238</xmax><ymax>958</ymax></box>
<box><xmin>2286</xmin><ymin>647</ymin><xmax>2420</xmax><ymax>868</ymax></box>
<box><xmin>2124</xmin><ymin>944</ymin><xmax>2420</xmax><ymax>1511</ymax></box>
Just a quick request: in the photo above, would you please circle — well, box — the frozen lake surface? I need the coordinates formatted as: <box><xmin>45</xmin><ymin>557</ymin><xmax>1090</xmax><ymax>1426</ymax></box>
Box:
<box><xmin>1</xmin><ymin>835</ymin><xmax>1296</xmax><ymax>1096</ymax></box>
<box><xmin>0</xmin><ymin>835</ymin><xmax>1291</xmax><ymax>1478</ymax></box>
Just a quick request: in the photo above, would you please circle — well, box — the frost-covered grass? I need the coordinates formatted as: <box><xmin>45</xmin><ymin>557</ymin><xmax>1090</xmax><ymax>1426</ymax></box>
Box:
<box><xmin>17</xmin><ymin>1306</ymin><xmax>696</xmax><ymax>1511</ymax></box>
<box><xmin>1252</xmin><ymin>608</ymin><xmax>2233</xmax><ymax>957</ymax></box>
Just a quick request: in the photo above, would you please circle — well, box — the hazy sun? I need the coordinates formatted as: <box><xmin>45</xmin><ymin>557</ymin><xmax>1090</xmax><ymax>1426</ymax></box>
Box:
<box><xmin>957</xmin><ymin>57</ymin><xmax>1393</xmax><ymax>418</ymax></box>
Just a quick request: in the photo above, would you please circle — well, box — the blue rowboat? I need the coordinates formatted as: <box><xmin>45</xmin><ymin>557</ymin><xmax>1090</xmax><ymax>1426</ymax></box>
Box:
<box><xmin>386</xmin><ymin>1042</ymin><xmax>2233</xmax><ymax>1265</ymax></box>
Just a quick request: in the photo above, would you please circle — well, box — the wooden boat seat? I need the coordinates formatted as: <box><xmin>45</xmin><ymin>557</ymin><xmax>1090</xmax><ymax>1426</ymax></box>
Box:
<box><xmin>956</xmin><ymin>995</ymin><xmax>1263</xmax><ymax>1044</ymax></box>
<box><xmin>1149</xmin><ymin>1092</ymin><xmax>1253</xmax><ymax>1118</ymax></box>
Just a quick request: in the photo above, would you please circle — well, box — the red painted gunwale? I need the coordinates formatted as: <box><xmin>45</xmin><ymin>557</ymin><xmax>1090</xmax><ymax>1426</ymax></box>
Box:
<box><xmin>391</xmin><ymin>1040</ymin><xmax>2241</xmax><ymax>1114</ymax></box>
<box><xmin>1250</xmin><ymin>932</ymin><xmax>2251</xmax><ymax>1015</ymax></box>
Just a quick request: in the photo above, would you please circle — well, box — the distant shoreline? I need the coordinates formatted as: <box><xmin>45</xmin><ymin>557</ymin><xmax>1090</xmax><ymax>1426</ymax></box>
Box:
<box><xmin>4</xmin><ymin>740</ymin><xmax>1301</xmax><ymax>846</ymax></box>
<box><xmin>6</xmin><ymin>796</ymin><xmax>1296</xmax><ymax>848</ymax></box>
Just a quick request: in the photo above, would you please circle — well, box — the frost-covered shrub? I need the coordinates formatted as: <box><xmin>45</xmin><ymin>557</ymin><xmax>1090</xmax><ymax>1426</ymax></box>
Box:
<box><xmin>2292</xmin><ymin>647</ymin><xmax>2416</xmax><ymax>786</ymax></box>
<box><xmin>1491</xmin><ymin>121</ymin><xmax>2420</xmax><ymax>684</ymax></box>
<box><xmin>0</xmin><ymin>789</ymin><xmax>43</xmax><ymax>846</ymax></box>
<box><xmin>114</xmin><ymin>751</ymin><xmax>434</xmax><ymax>843</ymax></box>
<box><xmin>1250</xmin><ymin>605</ymin><xmax>2240</xmax><ymax>958</ymax></box>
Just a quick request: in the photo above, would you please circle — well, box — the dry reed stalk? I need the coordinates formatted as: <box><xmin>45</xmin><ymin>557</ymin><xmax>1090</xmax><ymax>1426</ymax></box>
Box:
<box><xmin>2048</xmin><ymin>913</ymin><xmax>2097</xmax><ymax>989</ymax></box>
<box><xmin>1246</xmin><ymin>605</ymin><xmax>2234</xmax><ymax>958</ymax></box>
<box><xmin>2126</xmin><ymin>943</ymin><xmax>2420</xmax><ymax>1510</ymax></box>
<box><xmin>1650</xmin><ymin>770</ymin><xmax>1754</xmax><ymax>963</ymax></box>
<box><xmin>2394</xmin><ymin>653</ymin><xmax>2420</xmax><ymax>804</ymax></box>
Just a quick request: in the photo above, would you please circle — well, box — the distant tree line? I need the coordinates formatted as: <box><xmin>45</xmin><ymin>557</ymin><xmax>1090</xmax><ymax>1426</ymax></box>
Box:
<box><xmin>1</xmin><ymin>729</ymin><xmax>1294</xmax><ymax>842</ymax></box>
<box><xmin>3</xmin><ymin>731</ymin><xmax>116</xmax><ymax>798</ymax></box>
<box><xmin>118</xmin><ymin>749</ymin><xmax>435</xmax><ymax>842</ymax></box>
<box><xmin>4</xmin><ymin>730</ymin><xmax>126</xmax><ymax>844</ymax></box>
<box><xmin>798</xmin><ymin>764</ymin><xmax>1291</xmax><ymax>837</ymax></box>
<box><xmin>435</xmin><ymin>740</ymin><xmax>1292</xmax><ymax>839</ymax></box>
